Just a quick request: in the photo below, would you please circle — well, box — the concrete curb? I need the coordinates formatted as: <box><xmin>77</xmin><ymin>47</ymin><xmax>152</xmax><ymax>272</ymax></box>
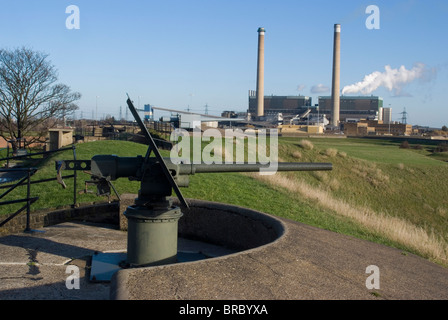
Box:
<box><xmin>111</xmin><ymin>198</ymin><xmax>288</xmax><ymax>300</ymax></box>
<box><xmin>110</xmin><ymin>199</ymin><xmax>448</xmax><ymax>300</ymax></box>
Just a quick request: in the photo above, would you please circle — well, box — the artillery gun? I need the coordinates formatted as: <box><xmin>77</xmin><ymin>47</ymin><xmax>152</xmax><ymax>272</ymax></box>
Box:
<box><xmin>56</xmin><ymin>96</ymin><xmax>332</xmax><ymax>268</ymax></box>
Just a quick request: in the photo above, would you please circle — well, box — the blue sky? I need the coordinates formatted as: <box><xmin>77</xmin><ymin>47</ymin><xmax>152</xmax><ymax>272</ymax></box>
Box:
<box><xmin>0</xmin><ymin>0</ymin><xmax>447</xmax><ymax>127</ymax></box>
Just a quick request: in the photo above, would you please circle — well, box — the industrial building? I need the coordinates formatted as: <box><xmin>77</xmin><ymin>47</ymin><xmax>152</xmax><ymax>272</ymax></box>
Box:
<box><xmin>159</xmin><ymin>113</ymin><xmax>226</xmax><ymax>130</ymax></box>
<box><xmin>382</xmin><ymin>107</ymin><xmax>392</xmax><ymax>124</ymax></box>
<box><xmin>318</xmin><ymin>96</ymin><xmax>383</xmax><ymax>123</ymax></box>
<box><xmin>343</xmin><ymin>120</ymin><xmax>412</xmax><ymax>136</ymax></box>
<box><xmin>248</xmin><ymin>92</ymin><xmax>312</xmax><ymax>118</ymax></box>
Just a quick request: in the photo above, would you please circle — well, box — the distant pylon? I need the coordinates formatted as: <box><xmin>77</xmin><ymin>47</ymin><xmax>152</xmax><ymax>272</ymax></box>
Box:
<box><xmin>400</xmin><ymin>107</ymin><xmax>408</xmax><ymax>125</ymax></box>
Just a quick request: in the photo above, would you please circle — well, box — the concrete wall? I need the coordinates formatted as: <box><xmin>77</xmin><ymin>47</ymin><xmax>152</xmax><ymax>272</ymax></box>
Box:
<box><xmin>3</xmin><ymin>195</ymin><xmax>284</xmax><ymax>255</ymax></box>
<box><xmin>174</xmin><ymin>198</ymin><xmax>284</xmax><ymax>251</ymax></box>
<box><xmin>0</xmin><ymin>202</ymin><xmax>119</xmax><ymax>235</ymax></box>
<box><xmin>118</xmin><ymin>195</ymin><xmax>285</xmax><ymax>251</ymax></box>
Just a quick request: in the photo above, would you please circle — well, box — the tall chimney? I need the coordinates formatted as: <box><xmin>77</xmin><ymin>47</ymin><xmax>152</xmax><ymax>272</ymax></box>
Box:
<box><xmin>256</xmin><ymin>27</ymin><xmax>265</xmax><ymax>119</ymax></box>
<box><xmin>331</xmin><ymin>24</ymin><xmax>341</xmax><ymax>128</ymax></box>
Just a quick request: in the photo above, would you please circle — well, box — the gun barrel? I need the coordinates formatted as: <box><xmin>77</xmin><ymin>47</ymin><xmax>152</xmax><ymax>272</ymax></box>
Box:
<box><xmin>179</xmin><ymin>162</ymin><xmax>332</xmax><ymax>174</ymax></box>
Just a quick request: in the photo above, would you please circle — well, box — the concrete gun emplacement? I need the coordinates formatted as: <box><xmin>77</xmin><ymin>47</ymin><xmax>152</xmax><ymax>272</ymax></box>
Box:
<box><xmin>55</xmin><ymin>96</ymin><xmax>333</xmax><ymax>268</ymax></box>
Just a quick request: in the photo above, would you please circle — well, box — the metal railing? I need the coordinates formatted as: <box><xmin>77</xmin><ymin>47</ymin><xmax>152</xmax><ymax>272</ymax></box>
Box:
<box><xmin>0</xmin><ymin>168</ymin><xmax>38</xmax><ymax>232</ymax></box>
<box><xmin>0</xmin><ymin>145</ymin><xmax>78</xmax><ymax>232</ymax></box>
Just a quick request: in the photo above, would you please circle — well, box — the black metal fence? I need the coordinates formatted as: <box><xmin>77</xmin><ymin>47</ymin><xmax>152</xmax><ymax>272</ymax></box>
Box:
<box><xmin>0</xmin><ymin>145</ymin><xmax>77</xmax><ymax>232</ymax></box>
<box><xmin>0</xmin><ymin>168</ymin><xmax>38</xmax><ymax>232</ymax></box>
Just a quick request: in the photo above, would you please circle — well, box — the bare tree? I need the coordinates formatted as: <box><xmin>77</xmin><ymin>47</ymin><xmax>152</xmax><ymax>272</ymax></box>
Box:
<box><xmin>0</xmin><ymin>47</ymin><xmax>81</xmax><ymax>151</ymax></box>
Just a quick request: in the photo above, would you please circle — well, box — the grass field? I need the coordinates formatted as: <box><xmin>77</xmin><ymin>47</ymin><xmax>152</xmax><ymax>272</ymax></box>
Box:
<box><xmin>183</xmin><ymin>136</ymin><xmax>448</xmax><ymax>266</ymax></box>
<box><xmin>0</xmin><ymin>141</ymin><xmax>147</xmax><ymax>214</ymax></box>
<box><xmin>1</xmin><ymin>137</ymin><xmax>447</xmax><ymax>266</ymax></box>
<box><xmin>276</xmin><ymin>137</ymin><xmax>448</xmax><ymax>266</ymax></box>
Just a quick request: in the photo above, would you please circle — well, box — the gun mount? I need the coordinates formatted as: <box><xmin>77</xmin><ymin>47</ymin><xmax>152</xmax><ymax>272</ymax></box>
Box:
<box><xmin>56</xmin><ymin>96</ymin><xmax>333</xmax><ymax>268</ymax></box>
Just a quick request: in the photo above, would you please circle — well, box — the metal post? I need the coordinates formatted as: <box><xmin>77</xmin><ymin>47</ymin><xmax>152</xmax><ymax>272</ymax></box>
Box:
<box><xmin>25</xmin><ymin>168</ymin><xmax>31</xmax><ymax>232</ymax></box>
<box><xmin>72</xmin><ymin>145</ymin><xmax>77</xmax><ymax>208</ymax></box>
<box><xmin>317</xmin><ymin>106</ymin><xmax>320</xmax><ymax>129</ymax></box>
<box><xmin>6</xmin><ymin>144</ymin><xmax>10</xmax><ymax>168</ymax></box>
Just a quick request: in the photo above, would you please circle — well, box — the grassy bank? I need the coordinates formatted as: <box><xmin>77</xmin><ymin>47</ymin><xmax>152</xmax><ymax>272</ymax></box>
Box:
<box><xmin>1</xmin><ymin>137</ymin><xmax>447</xmax><ymax>266</ymax></box>
<box><xmin>277</xmin><ymin>137</ymin><xmax>448</xmax><ymax>265</ymax></box>
<box><xmin>183</xmin><ymin>136</ymin><xmax>448</xmax><ymax>266</ymax></box>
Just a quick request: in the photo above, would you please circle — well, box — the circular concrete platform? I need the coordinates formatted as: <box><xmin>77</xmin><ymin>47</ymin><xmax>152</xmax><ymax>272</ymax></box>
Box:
<box><xmin>111</xmin><ymin>199</ymin><xmax>448</xmax><ymax>300</ymax></box>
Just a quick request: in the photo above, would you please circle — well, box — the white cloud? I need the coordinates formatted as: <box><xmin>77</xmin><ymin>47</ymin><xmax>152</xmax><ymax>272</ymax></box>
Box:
<box><xmin>311</xmin><ymin>84</ymin><xmax>330</xmax><ymax>94</ymax></box>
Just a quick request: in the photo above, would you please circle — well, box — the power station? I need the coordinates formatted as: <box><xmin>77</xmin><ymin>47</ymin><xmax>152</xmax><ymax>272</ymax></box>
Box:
<box><xmin>318</xmin><ymin>96</ymin><xmax>383</xmax><ymax>122</ymax></box>
<box><xmin>150</xmin><ymin>25</ymin><xmax>414</xmax><ymax>137</ymax></box>
<box><xmin>244</xmin><ymin>24</ymin><xmax>410</xmax><ymax>136</ymax></box>
<box><xmin>249</xmin><ymin>25</ymin><xmax>342</xmax><ymax>126</ymax></box>
<box><xmin>248</xmin><ymin>93</ymin><xmax>312</xmax><ymax>118</ymax></box>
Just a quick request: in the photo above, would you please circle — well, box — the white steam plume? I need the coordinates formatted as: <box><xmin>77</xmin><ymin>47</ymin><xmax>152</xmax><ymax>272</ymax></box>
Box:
<box><xmin>342</xmin><ymin>63</ymin><xmax>433</xmax><ymax>96</ymax></box>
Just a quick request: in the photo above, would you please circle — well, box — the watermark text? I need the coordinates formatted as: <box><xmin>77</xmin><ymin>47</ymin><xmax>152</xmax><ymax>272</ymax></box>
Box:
<box><xmin>365</xmin><ymin>5</ymin><xmax>380</xmax><ymax>30</ymax></box>
<box><xmin>65</xmin><ymin>265</ymin><xmax>80</xmax><ymax>290</ymax></box>
<box><xmin>170</xmin><ymin>128</ymin><xmax>278</xmax><ymax>175</ymax></box>
<box><xmin>66</xmin><ymin>5</ymin><xmax>80</xmax><ymax>30</ymax></box>
<box><xmin>365</xmin><ymin>265</ymin><xmax>380</xmax><ymax>290</ymax></box>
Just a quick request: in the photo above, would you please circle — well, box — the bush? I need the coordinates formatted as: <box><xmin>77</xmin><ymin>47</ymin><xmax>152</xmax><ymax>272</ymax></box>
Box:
<box><xmin>400</xmin><ymin>141</ymin><xmax>410</xmax><ymax>149</ymax></box>
<box><xmin>292</xmin><ymin>151</ymin><xmax>302</xmax><ymax>159</ymax></box>
<box><xmin>298</xmin><ymin>139</ymin><xmax>314</xmax><ymax>150</ymax></box>
<box><xmin>434</xmin><ymin>143</ymin><xmax>448</xmax><ymax>153</ymax></box>
<box><xmin>324</xmin><ymin>148</ymin><xmax>338</xmax><ymax>157</ymax></box>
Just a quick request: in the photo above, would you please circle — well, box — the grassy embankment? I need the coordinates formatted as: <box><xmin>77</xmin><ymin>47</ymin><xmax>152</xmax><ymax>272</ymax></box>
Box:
<box><xmin>1</xmin><ymin>137</ymin><xmax>447</xmax><ymax>267</ymax></box>
<box><xmin>264</xmin><ymin>137</ymin><xmax>448</xmax><ymax>267</ymax></box>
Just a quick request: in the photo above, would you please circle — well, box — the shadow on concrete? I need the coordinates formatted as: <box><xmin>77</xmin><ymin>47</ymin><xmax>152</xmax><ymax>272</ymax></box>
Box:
<box><xmin>0</xmin><ymin>222</ymin><xmax>126</xmax><ymax>300</ymax></box>
<box><xmin>0</xmin><ymin>234</ymin><xmax>95</xmax><ymax>262</ymax></box>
